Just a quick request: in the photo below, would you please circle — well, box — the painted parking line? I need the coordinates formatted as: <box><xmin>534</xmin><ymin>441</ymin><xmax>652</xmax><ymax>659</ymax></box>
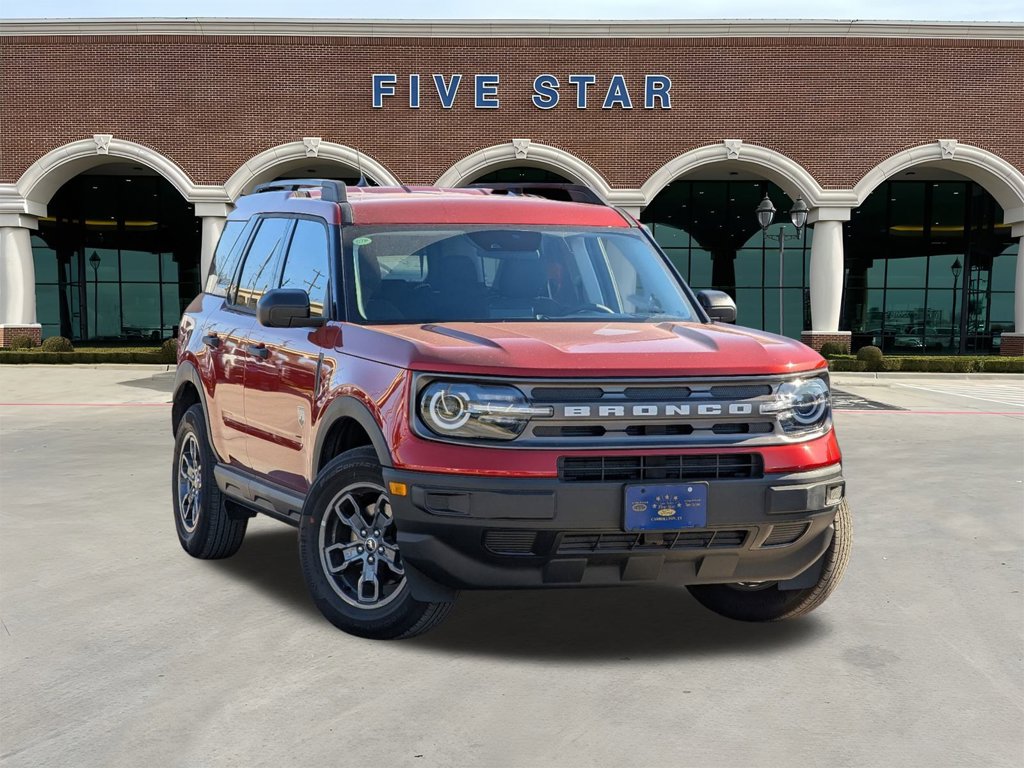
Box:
<box><xmin>0</xmin><ymin>402</ymin><xmax>170</xmax><ymax>407</ymax></box>
<box><xmin>831</xmin><ymin>390</ymin><xmax>905</xmax><ymax>411</ymax></box>
<box><xmin>893</xmin><ymin>383</ymin><xmax>1024</xmax><ymax>408</ymax></box>
<box><xmin>837</xmin><ymin>409</ymin><xmax>1024</xmax><ymax>416</ymax></box>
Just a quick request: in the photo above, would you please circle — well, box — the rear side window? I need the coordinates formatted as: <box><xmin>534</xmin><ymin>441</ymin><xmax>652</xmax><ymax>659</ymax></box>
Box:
<box><xmin>205</xmin><ymin>220</ymin><xmax>251</xmax><ymax>297</ymax></box>
<box><xmin>279</xmin><ymin>219</ymin><xmax>331</xmax><ymax>317</ymax></box>
<box><xmin>231</xmin><ymin>217</ymin><xmax>292</xmax><ymax>310</ymax></box>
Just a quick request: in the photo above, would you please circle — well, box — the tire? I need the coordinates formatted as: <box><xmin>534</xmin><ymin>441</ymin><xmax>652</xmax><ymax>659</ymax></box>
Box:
<box><xmin>171</xmin><ymin>403</ymin><xmax>247</xmax><ymax>559</ymax></box>
<box><xmin>298</xmin><ymin>446</ymin><xmax>455</xmax><ymax>640</ymax></box>
<box><xmin>687</xmin><ymin>499</ymin><xmax>852</xmax><ymax>622</ymax></box>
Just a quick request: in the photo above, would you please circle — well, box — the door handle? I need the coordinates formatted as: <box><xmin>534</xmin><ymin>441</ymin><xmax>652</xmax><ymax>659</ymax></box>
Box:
<box><xmin>201</xmin><ymin>334</ymin><xmax>221</xmax><ymax>349</ymax></box>
<box><xmin>246</xmin><ymin>343</ymin><xmax>269</xmax><ymax>359</ymax></box>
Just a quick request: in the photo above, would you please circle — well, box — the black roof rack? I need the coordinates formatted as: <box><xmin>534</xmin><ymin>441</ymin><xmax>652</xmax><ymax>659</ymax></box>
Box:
<box><xmin>468</xmin><ymin>182</ymin><xmax>606</xmax><ymax>206</ymax></box>
<box><xmin>251</xmin><ymin>179</ymin><xmax>348</xmax><ymax>203</ymax></box>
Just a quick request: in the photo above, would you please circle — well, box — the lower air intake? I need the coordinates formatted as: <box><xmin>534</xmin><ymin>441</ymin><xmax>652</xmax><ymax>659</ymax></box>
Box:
<box><xmin>762</xmin><ymin>522</ymin><xmax>810</xmax><ymax>547</ymax></box>
<box><xmin>483</xmin><ymin>530</ymin><xmax>538</xmax><ymax>556</ymax></box>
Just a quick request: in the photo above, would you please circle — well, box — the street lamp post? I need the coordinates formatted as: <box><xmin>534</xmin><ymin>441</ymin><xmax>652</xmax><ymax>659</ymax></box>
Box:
<box><xmin>89</xmin><ymin>251</ymin><xmax>101</xmax><ymax>339</ymax></box>
<box><xmin>950</xmin><ymin>257</ymin><xmax>962</xmax><ymax>352</ymax></box>
<box><xmin>756</xmin><ymin>194</ymin><xmax>808</xmax><ymax>336</ymax></box>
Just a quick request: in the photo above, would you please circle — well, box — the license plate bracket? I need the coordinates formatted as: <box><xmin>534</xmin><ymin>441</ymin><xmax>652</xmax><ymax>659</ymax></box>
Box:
<box><xmin>624</xmin><ymin>483</ymin><xmax>709</xmax><ymax>531</ymax></box>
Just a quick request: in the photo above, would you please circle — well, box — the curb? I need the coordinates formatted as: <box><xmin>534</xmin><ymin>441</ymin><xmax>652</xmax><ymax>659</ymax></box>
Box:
<box><xmin>0</xmin><ymin>364</ymin><xmax>175</xmax><ymax>372</ymax></box>
<box><xmin>830</xmin><ymin>372</ymin><xmax>1024</xmax><ymax>383</ymax></box>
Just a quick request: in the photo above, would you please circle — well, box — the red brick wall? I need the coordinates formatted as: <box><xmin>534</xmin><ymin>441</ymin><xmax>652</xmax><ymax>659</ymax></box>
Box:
<box><xmin>2</xmin><ymin>34</ymin><xmax>1023</xmax><ymax>188</ymax></box>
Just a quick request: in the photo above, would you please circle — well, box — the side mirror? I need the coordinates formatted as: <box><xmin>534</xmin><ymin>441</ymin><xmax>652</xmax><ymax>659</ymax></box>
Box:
<box><xmin>256</xmin><ymin>289</ymin><xmax>325</xmax><ymax>328</ymax></box>
<box><xmin>696</xmin><ymin>289</ymin><xmax>737</xmax><ymax>324</ymax></box>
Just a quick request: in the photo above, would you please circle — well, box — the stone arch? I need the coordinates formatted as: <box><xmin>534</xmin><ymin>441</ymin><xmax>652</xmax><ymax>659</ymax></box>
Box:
<box><xmin>852</xmin><ymin>141</ymin><xmax>1024</xmax><ymax>226</ymax></box>
<box><xmin>640</xmin><ymin>141</ymin><xmax>832</xmax><ymax>208</ymax></box>
<box><xmin>223</xmin><ymin>140</ymin><xmax>401</xmax><ymax>201</ymax></box>
<box><xmin>15</xmin><ymin>136</ymin><xmax>210</xmax><ymax>208</ymax></box>
<box><xmin>435</xmin><ymin>141</ymin><xmax>614</xmax><ymax>200</ymax></box>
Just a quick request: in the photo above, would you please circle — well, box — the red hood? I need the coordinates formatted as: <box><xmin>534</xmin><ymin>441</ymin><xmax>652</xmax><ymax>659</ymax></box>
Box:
<box><xmin>342</xmin><ymin>321</ymin><xmax>825</xmax><ymax>377</ymax></box>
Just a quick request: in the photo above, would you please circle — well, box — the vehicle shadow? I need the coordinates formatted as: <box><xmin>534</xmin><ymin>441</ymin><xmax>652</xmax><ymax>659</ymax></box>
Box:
<box><xmin>412</xmin><ymin>587</ymin><xmax>828</xmax><ymax>661</ymax></box>
<box><xmin>211</xmin><ymin>527</ymin><xmax>829</xmax><ymax>660</ymax></box>
<box><xmin>206</xmin><ymin>526</ymin><xmax>322</xmax><ymax>621</ymax></box>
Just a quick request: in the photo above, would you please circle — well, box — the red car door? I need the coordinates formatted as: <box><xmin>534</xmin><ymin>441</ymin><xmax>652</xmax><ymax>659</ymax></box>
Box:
<box><xmin>243</xmin><ymin>217</ymin><xmax>335</xmax><ymax>493</ymax></box>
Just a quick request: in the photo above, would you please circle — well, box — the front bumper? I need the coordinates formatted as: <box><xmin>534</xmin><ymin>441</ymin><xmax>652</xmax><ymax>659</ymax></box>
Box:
<box><xmin>383</xmin><ymin>463</ymin><xmax>845</xmax><ymax>599</ymax></box>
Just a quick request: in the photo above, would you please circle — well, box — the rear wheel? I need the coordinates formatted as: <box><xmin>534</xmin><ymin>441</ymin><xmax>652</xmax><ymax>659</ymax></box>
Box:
<box><xmin>171</xmin><ymin>403</ymin><xmax>247</xmax><ymax>559</ymax></box>
<box><xmin>298</xmin><ymin>447</ymin><xmax>455</xmax><ymax>639</ymax></box>
<box><xmin>687</xmin><ymin>500</ymin><xmax>852</xmax><ymax>621</ymax></box>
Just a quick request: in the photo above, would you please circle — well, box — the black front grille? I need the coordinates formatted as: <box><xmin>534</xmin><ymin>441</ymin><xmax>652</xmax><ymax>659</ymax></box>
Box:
<box><xmin>483</xmin><ymin>530</ymin><xmax>538</xmax><ymax>555</ymax></box>
<box><xmin>709</xmin><ymin>384</ymin><xmax>773</xmax><ymax>399</ymax></box>
<box><xmin>531</xmin><ymin>387</ymin><xmax>604</xmax><ymax>402</ymax></box>
<box><xmin>557</xmin><ymin>528</ymin><xmax>750</xmax><ymax>554</ymax></box>
<box><xmin>623</xmin><ymin>386</ymin><xmax>692</xmax><ymax>400</ymax></box>
<box><xmin>624</xmin><ymin>424</ymin><xmax>694</xmax><ymax>437</ymax></box>
<box><xmin>534</xmin><ymin>425</ymin><xmax>606</xmax><ymax>438</ymax></box>
<box><xmin>559</xmin><ymin>453</ymin><xmax>764</xmax><ymax>483</ymax></box>
<box><xmin>762</xmin><ymin>522</ymin><xmax>809</xmax><ymax>547</ymax></box>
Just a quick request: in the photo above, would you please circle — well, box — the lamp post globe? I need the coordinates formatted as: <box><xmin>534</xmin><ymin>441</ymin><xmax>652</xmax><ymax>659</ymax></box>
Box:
<box><xmin>756</xmin><ymin>194</ymin><xmax>776</xmax><ymax>230</ymax></box>
<box><xmin>790</xmin><ymin>197</ymin><xmax>809</xmax><ymax>230</ymax></box>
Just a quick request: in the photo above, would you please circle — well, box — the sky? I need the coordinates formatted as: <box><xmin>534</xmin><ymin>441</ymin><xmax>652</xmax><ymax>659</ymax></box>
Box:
<box><xmin>1</xmin><ymin>0</ymin><xmax>1023</xmax><ymax>21</ymax></box>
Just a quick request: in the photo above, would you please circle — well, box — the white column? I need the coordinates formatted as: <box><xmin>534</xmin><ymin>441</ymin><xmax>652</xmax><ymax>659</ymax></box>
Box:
<box><xmin>0</xmin><ymin>218</ymin><xmax>39</xmax><ymax>325</ymax></box>
<box><xmin>200</xmin><ymin>216</ymin><xmax>226</xmax><ymax>284</ymax></box>
<box><xmin>807</xmin><ymin>208</ymin><xmax>851</xmax><ymax>332</ymax></box>
<box><xmin>195</xmin><ymin>202</ymin><xmax>233</xmax><ymax>291</ymax></box>
<box><xmin>1015</xmin><ymin>234</ymin><xmax>1024</xmax><ymax>332</ymax></box>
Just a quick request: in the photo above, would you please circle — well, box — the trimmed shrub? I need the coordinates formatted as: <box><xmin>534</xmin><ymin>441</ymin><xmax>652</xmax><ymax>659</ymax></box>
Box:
<box><xmin>159</xmin><ymin>338</ymin><xmax>179</xmax><ymax>364</ymax></box>
<box><xmin>8</xmin><ymin>335</ymin><xmax>35</xmax><ymax>350</ymax></box>
<box><xmin>818</xmin><ymin>342</ymin><xmax>848</xmax><ymax>359</ymax></box>
<box><xmin>949</xmin><ymin>357</ymin><xmax>977</xmax><ymax>373</ymax></box>
<box><xmin>0</xmin><ymin>350</ymin><xmax>167</xmax><ymax>365</ymax></box>
<box><xmin>979</xmin><ymin>358</ymin><xmax>1024</xmax><ymax>373</ymax></box>
<box><xmin>40</xmin><ymin>335</ymin><xmax>75</xmax><ymax>352</ymax></box>
<box><xmin>827</xmin><ymin>359</ymin><xmax>867</xmax><ymax>372</ymax></box>
<box><xmin>879</xmin><ymin>357</ymin><xmax>903</xmax><ymax>371</ymax></box>
<box><xmin>856</xmin><ymin>345</ymin><xmax>884</xmax><ymax>363</ymax></box>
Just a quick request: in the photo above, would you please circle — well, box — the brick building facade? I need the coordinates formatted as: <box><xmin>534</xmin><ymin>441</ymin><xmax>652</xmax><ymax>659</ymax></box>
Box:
<box><xmin>1</xmin><ymin>19</ymin><xmax>1022</xmax><ymax>352</ymax></box>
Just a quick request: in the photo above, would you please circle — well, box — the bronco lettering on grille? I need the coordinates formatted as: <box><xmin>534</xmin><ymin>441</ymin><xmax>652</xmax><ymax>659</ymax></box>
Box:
<box><xmin>562</xmin><ymin>403</ymin><xmax>754</xmax><ymax>418</ymax></box>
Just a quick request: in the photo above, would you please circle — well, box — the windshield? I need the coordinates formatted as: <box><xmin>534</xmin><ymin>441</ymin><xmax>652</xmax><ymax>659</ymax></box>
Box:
<box><xmin>342</xmin><ymin>226</ymin><xmax>699</xmax><ymax>324</ymax></box>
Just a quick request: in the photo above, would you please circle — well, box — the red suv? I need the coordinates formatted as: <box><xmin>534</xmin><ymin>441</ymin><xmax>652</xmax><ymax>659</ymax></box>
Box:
<box><xmin>171</xmin><ymin>180</ymin><xmax>850</xmax><ymax>639</ymax></box>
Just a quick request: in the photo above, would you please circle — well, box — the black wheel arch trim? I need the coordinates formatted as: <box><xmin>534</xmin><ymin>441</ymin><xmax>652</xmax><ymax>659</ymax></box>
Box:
<box><xmin>172</xmin><ymin>363</ymin><xmax>224</xmax><ymax>463</ymax></box>
<box><xmin>313</xmin><ymin>395</ymin><xmax>395</xmax><ymax>471</ymax></box>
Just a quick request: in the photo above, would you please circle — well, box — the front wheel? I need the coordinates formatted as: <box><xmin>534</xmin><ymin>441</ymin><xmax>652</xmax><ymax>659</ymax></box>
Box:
<box><xmin>687</xmin><ymin>500</ymin><xmax>852</xmax><ymax>622</ymax></box>
<box><xmin>297</xmin><ymin>446</ymin><xmax>455</xmax><ymax>639</ymax></box>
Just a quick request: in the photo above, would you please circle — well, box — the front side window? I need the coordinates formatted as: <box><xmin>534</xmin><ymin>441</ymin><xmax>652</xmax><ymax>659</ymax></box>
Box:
<box><xmin>342</xmin><ymin>227</ymin><xmax>698</xmax><ymax>324</ymax></box>
<box><xmin>231</xmin><ymin>217</ymin><xmax>292</xmax><ymax>310</ymax></box>
<box><xmin>279</xmin><ymin>219</ymin><xmax>331</xmax><ymax>317</ymax></box>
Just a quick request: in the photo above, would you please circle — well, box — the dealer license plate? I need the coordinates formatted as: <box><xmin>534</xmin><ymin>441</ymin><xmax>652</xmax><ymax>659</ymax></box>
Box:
<box><xmin>624</xmin><ymin>483</ymin><xmax>709</xmax><ymax>531</ymax></box>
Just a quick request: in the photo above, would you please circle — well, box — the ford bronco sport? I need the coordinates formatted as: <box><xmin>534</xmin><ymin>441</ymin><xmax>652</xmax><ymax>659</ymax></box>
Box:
<box><xmin>171</xmin><ymin>180</ymin><xmax>850</xmax><ymax>639</ymax></box>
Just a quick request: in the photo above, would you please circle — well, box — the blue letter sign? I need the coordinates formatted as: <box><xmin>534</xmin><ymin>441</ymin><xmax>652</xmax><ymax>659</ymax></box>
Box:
<box><xmin>568</xmin><ymin>74</ymin><xmax>596</xmax><ymax>109</ymax></box>
<box><xmin>645</xmin><ymin>75</ymin><xmax>672</xmax><ymax>109</ymax></box>
<box><xmin>602</xmin><ymin>75</ymin><xmax>633</xmax><ymax>109</ymax></box>
<box><xmin>433</xmin><ymin>74</ymin><xmax>463</xmax><ymax>109</ymax></box>
<box><xmin>532</xmin><ymin>74</ymin><xmax>560</xmax><ymax>109</ymax></box>
<box><xmin>372</xmin><ymin>74</ymin><xmax>397</xmax><ymax>108</ymax></box>
<box><xmin>475</xmin><ymin>74</ymin><xmax>500</xmax><ymax>108</ymax></box>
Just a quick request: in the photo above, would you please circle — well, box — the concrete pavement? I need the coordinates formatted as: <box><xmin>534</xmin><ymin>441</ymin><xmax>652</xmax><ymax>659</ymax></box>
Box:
<box><xmin>1</xmin><ymin>367</ymin><xmax>1022</xmax><ymax>767</ymax></box>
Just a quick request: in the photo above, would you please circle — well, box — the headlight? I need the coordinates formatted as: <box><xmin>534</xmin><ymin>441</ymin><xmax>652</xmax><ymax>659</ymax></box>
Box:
<box><xmin>418</xmin><ymin>381</ymin><xmax>553</xmax><ymax>441</ymax></box>
<box><xmin>760</xmin><ymin>376</ymin><xmax>831</xmax><ymax>434</ymax></box>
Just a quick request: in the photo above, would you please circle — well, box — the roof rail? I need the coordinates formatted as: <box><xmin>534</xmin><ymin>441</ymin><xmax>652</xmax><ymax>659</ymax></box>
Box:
<box><xmin>250</xmin><ymin>179</ymin><xmax>348</xmax><ymax>203</ymax></box>
<box><xmin>467</xmin><ymin>182</ymin><xmax>606</xmax><ymax>206</ymax></box>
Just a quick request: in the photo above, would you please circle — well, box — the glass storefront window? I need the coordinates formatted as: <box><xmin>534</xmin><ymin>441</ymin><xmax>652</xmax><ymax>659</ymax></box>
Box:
<box><xmin>33</xmin><ymin>174</ymin><xmax>200</xmax><ymax>343</ymax></box>
<box><xmin>642</xmin><ymin>179</ymin><xmax>811</xmax><ymax>337</ymax></box>
<box><xmin>844</xmin><ymin>180</ymin><xmax>1015</xmax><ymax>354</ymax></box>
